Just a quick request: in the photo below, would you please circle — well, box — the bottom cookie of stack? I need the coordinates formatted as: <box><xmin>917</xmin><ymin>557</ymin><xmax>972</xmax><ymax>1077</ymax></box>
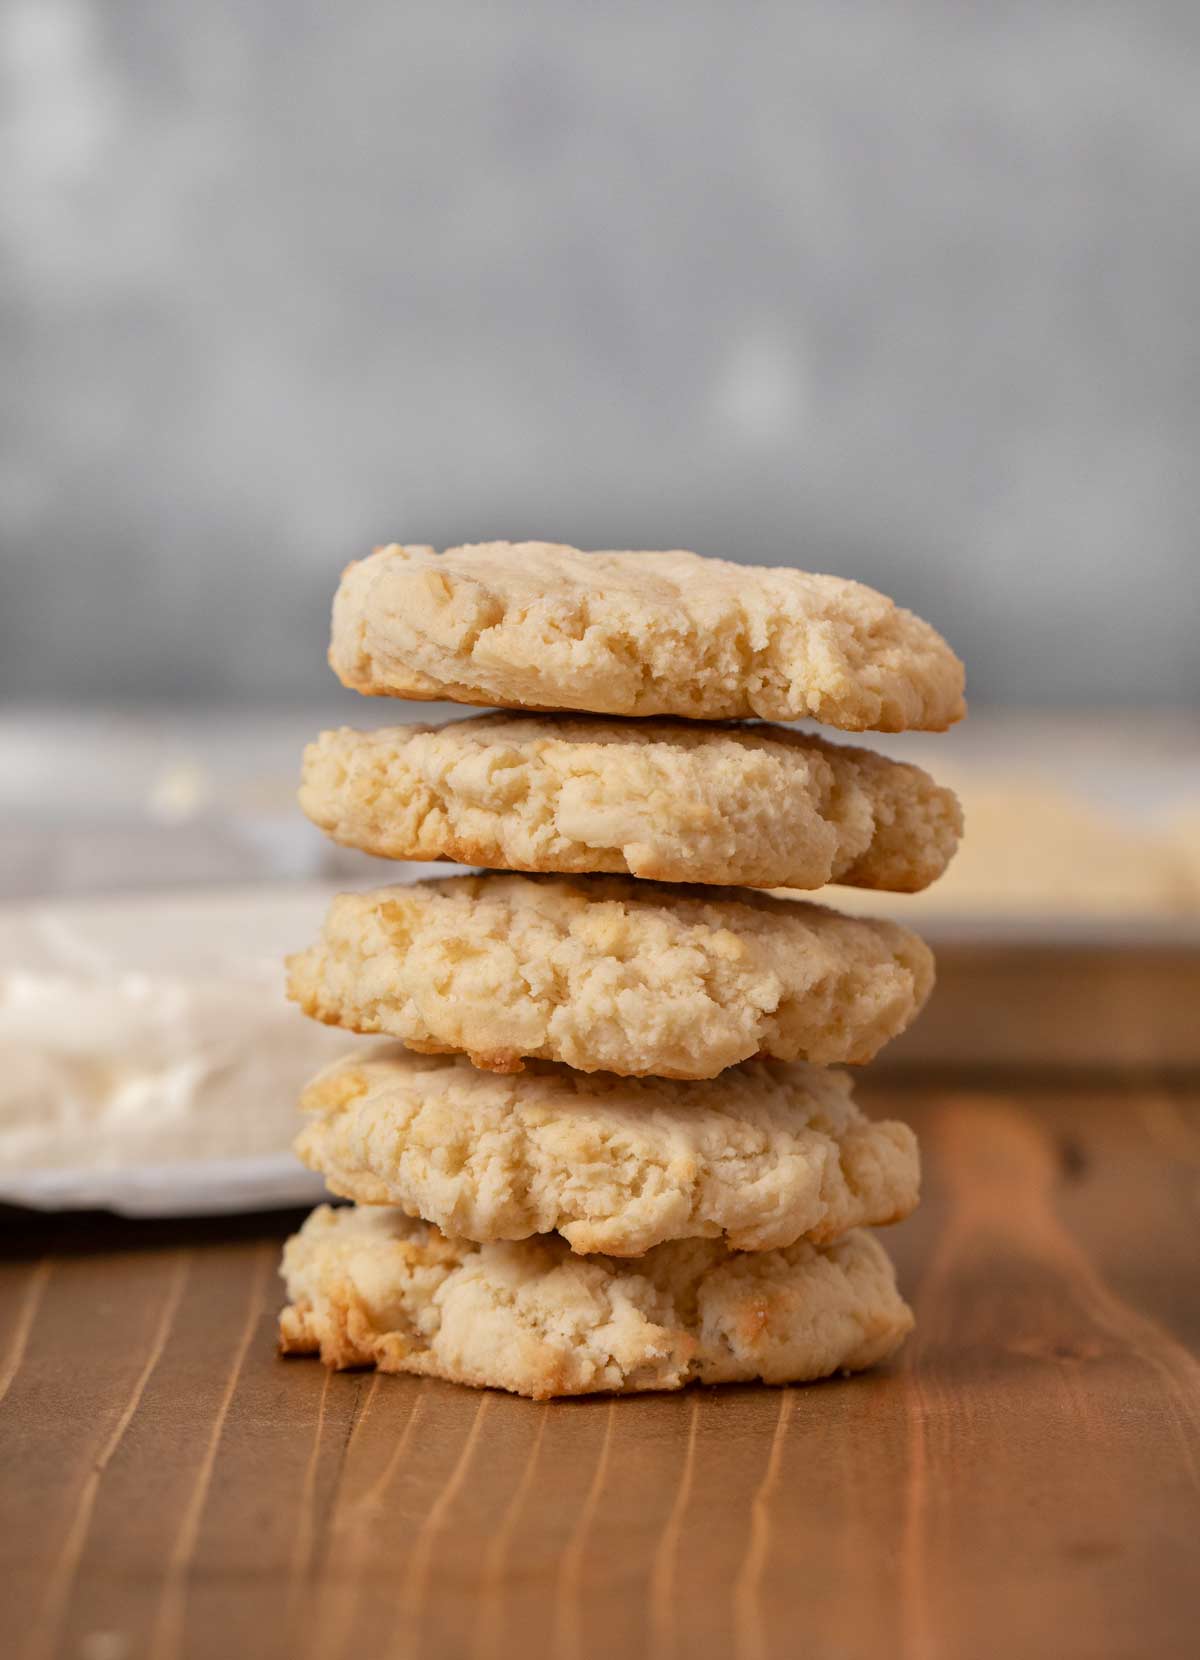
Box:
<box><xmin>278</xmin><ymin>1205</ymin><xmax>913</xmax><ymax>1400</ymax></box>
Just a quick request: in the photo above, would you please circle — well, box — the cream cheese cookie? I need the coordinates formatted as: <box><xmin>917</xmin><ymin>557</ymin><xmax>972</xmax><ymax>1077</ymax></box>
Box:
<box><xmin>295</xmin><ymin>1048</ymin><xmax>920</xmax><ymax>1255</ymax></box>
<box><xmin>299</xmin><ymin>716</ymin><xmax>962</xmax><ymax>892</ymax></box>
<box><xmin>329</xmin><ymin>543</ymin><xmax>965</xmax><ymax>731</ymax></box>
<box><xmin>278</xmin><ymin>1204</ymin><xmax>914</xmax><ymax>1397</ymax></box>
<box><xmin>285</xmin><ymin>874</ymin><xmax>934</xmax><ymax>1077</ymax></box>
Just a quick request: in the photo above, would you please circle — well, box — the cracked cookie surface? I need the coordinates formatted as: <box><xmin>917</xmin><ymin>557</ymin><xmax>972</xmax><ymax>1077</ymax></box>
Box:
<box><xmin>329</xmin><ymin>543</ymin><xmax>965</xmax><ymax>731</ymax></box>
<box><xmin>295</xmin><ymin>1047</ymin><xmax>920</xmax><ymax>1255</ymax></box>
<box><xmin>285</xmin><ymin>873</ymin><xmax>934</xmax><ymax>1078</ymax></box>
<box><xmin>300</xmin><ymin>715</ymin><xmax>962</xmax><ymax>891</ymax></box>
<box><xmin>279</xmin><ymin>1204</ymin><xmax>914</xmax><ymax>1397</ymax></box>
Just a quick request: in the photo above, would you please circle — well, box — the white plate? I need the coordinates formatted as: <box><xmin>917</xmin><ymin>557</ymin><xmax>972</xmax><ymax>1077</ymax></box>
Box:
<box><xmin>0</xmin><ymin>1155</ymin><xmax>327</xmax><ymax>1217</ymax></box>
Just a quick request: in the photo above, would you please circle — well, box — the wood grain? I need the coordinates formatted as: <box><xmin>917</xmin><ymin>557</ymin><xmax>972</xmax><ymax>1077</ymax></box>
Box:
<box><xmin>879</xmin><ymin>942</ymin><xmax>1200</xmax><ymax>1072</ymax></box>
<box><xmin>1</xmin><ymin>1074</ymin><xmax>1198</xmax><ymax>1660</ymax></box>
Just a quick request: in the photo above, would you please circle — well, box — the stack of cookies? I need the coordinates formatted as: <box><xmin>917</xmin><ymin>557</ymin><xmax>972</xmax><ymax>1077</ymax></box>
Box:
<box><xmin>278</xmin><ymin>542</ymin><xmax>964</xmax><ymax>1399</ymax></box>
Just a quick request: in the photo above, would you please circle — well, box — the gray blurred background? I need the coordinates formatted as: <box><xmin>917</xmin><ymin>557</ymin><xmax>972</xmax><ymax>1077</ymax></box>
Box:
<box><xmin>2</xmin><ymin>0</ymin><xmax>1198</xmax><ymax>709</ymax></box>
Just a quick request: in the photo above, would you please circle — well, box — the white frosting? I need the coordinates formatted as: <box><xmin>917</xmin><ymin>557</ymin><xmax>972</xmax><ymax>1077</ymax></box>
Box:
<box><xmin>0</xmin><ymin>885</ymin><xmax>383</xmax><ymax>1182</ymax></box>
<box><xmin>0</xmin><ymin>968</ymin><xmax>362</xmax><ymax>1170</ymax></box>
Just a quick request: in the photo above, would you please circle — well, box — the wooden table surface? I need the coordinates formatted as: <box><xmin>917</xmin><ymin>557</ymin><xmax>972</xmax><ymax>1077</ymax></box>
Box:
<box><xmin>2</xmin><ymin>1068</ymin><xmax>1198</xmax><ymax>1660</ymax></box>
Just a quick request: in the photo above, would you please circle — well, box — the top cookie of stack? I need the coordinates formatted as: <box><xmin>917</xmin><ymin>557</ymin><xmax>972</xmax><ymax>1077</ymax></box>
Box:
<box><xmin>329</xmin><ymin>542</ymin><xmax>965</xmax><ymax>730</ymax></box>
